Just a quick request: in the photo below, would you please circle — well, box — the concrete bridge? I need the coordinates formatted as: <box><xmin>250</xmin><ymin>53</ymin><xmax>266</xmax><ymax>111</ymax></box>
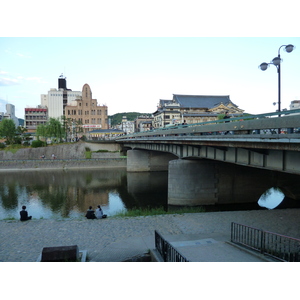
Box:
<box><xmin>115</xmin><ymin>110</ymin><xmax>300</xmax><ymax>207</ymax></box>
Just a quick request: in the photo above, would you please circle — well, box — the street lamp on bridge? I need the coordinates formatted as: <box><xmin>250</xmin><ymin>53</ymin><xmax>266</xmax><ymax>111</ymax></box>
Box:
<box><xmin>259</xmin><ymin>44</ymin><xmax>295</xmax><ymax>116</ymax></box>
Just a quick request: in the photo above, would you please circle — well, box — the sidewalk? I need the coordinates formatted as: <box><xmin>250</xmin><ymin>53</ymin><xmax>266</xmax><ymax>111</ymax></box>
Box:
<box><xmin>151</xmin><ymin>232</ymin><xmax>273</xmax><ymax>262</ymax></box>
<box><xmin>83</xmin><ymin>232</ymin><xmax>273</xmax><ymax>262</ymax></box>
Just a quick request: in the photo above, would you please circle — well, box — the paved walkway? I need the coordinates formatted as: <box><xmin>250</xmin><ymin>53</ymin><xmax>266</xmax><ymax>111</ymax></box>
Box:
<box><xmin>1</xmin><ymin>208</ymin><xmax>300</xmax><ymax>262</ymax></box>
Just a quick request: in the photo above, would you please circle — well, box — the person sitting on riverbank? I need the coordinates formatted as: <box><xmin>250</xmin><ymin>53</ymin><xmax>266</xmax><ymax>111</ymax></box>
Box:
<box><xmin>85</xmin><ymin>206</ymin><xmax>96</xmax><ymax>219</ymax></box>
<box><xmin>95</xmin><ymin>205</ymin><xmax>107</xmax><ymax>219</ymax></box>
<box><xmin>20</xmin><ymin>206</ymin><xmax>32</xmax><ymax>221</ymax></box>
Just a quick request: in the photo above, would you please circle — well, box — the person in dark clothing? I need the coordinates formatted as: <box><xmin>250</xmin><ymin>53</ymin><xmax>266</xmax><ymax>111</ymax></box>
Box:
<box><xmin>85</xmin><ymin>206</ymin><xmax>96</xmax><ymax>219</ymax></box>
<box><xmin>20</xmin><ymin>206</ymin><xmax>32</xmax><ymax>221</ymax></box>
<box><xmin>223</xmin><ymin>112</ymin><xmax>230</xmax><ymax>122</ymax></box>
<box><xmin>223</xmin><ymin>112</ymin><xmax>231</xmax><ymax>134</ymax></box>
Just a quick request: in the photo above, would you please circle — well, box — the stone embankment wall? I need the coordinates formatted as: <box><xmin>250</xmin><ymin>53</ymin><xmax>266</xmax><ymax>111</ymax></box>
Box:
<box><xmin>0</xmin><ymin>158</ymin><xmax>126</xmax><ymax>170</ymax></box>
<box><xmin>0</xmin><ymin>141</ymin><xmax>126</xmax><ymax>170</ymax></box>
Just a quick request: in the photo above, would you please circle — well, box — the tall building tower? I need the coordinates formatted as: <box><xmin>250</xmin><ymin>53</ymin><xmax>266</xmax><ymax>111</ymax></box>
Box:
<box><xmin>58</xmin><ymin>74</ymin><xmax>67</xmax><ymax>90</ymax></box>
<box><xmin>3</xmin><ymin>104</ymin><xmax>19</xmax><ymax>127</ymax></box>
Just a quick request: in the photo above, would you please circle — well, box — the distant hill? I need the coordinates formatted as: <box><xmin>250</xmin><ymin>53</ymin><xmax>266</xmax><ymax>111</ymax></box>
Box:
<box><xmin>109</xmin><ymin>112</ymin><xmax>152</xmax><ymax>126</ymax></box>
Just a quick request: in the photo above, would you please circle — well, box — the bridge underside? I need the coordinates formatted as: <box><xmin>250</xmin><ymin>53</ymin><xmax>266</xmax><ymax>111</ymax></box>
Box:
<box><xmin>124</xmin><ymin>142</ymin><xmax>300</xmax><ymax>175</ymax></box>
<box><xmin>124</xmin><ymin>146</ymin><xmax>300</xmax><ymax>206</ymax></box>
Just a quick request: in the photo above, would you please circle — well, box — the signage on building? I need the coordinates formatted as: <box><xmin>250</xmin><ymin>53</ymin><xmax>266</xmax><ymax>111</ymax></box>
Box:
<box><xmin>82</xmin><ymin>125</ymin><xmax>102</xmax><ymax>128</ymax></box>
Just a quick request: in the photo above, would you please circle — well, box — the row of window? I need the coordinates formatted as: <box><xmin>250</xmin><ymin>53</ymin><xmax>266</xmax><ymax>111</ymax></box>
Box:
<box><xmin>25</xmin><ymin>121</ymin><xmax>47</xmax><ymax>126</ymax></box>
<box><xmin>25</xmin><ymin>112</ymin><xmax>47</xmax><ymax>115</ymax></box>
<box><xmin>25</xmin><ymin>116</ymin><xmax>47</xmax><ymax>120</ymax></box>
<box><xmin>84</xmin><ymin>118</ymin><xmax>103</xmax><ymax>124</ymax></box>
<box><xmin>67</xmin><ymin>110</ymin><xmax>105</xmax><ymax>116</ymax></box>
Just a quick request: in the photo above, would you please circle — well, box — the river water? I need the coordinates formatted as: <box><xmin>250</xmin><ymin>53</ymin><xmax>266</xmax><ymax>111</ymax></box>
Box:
<box><xmin>0</xmin><ymin>168</ymin><xmax>168</xmax><ymax>220</ymax></box>
<box><xmin>0</xmin><ymin>168</ymin><xmax>295</xmax><ymax>220</ymax></box>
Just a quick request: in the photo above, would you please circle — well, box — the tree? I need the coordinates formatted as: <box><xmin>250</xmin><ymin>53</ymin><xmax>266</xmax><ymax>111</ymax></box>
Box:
<box><xmin>36</xmin><ymin>124</ymin><xmax>48</xmax><ymax>141</ymax></box>
<box><xmin>61</xmin><ymin>116</ymin><xmax>83</xmax><ymax>142</ymax></box>
<box><xmin>16</xmin><ymin>126</ymin><xmax>28</xmax><ymax>144</ymax></box>
<box><xmin>0</xmin><ymin>119</ymin><xmax>17</xmax><ymax>144</ymax></box>
<box><xmin>36</xmin><ymin>118</ymin><xmax>65</xmax><ymax>143</ymax></box>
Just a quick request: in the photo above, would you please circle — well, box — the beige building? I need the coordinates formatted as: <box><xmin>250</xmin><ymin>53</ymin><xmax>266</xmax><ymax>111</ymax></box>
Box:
<box><xmin>24</xmin><ymin>105</ymin><xmax>48</xmax><ymax>133</ymax></box>
<box><xmin>65</xmin><ymin>83</ymin><xmax>108</xmax><ymax>134</ymax></box>
<box><xmin>153</xmin><ymin>94</ymin><xmax>244</xmax><ymax>128</ymax></box>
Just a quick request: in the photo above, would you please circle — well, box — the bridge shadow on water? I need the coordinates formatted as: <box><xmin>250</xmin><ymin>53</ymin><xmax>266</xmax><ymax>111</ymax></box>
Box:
<box><xmin>168</xmin><ymin>196</ymin><xmax>300</xmax><ymax>213</ymax></box>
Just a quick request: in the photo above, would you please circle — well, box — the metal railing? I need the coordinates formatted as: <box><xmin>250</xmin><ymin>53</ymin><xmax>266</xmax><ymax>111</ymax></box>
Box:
<box><xmin>155</xmin><ymin>230</ymin><xmax>189</xmax><ymax>262</ymax></box>
<box><xmin>115</xmin><ymin>108</ymin><xmax>300</xmax><ymax>141</ymax></box>
<box><xmin>231</xmin><ymin>222</ymin><xmax>300</xmax><ymax>262</ymax></box>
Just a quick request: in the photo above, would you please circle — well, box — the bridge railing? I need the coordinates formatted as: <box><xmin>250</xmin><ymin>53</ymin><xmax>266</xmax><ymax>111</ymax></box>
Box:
<box><xmin>155</xmin><ymin>230</ymin><xmax>189</xmax><ymax>262</ymax></box>
<box><xmin>231</xmin><ymin>222</ymin><xmax>300</xmax><ymax>262</ymax></box>
<box><xmin>115</xmin><ymin>109</ymin><xmax>300</xmax><ymax>141</ymax></box>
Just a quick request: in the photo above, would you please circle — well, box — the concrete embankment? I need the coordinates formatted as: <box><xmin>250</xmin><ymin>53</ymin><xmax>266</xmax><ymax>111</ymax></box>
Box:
<box><xmin>0</xmin><ymin>141</ymin><xmax>126</xmax><ymax>170</ymax></box>
<box><xmin>0</xmin><ymin>158</ymin><xmax>126</xmax><ymax>171</ymax></box>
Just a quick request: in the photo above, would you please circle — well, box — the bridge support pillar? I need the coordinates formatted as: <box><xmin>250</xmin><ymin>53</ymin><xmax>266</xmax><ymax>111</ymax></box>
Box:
<box><xmin>168</xmin><ymin>159</ymin><xmax>286</xmax><ymax>206</ymax></box>
<box><xmin>168</xmin><ymin>159</ymin><xmax>218</xmax><ymax>206</ymax></box>
<box><xmin>127</xmin><ymin>149</ymin><xmax>176</xmax><ymax>172</ymax></box>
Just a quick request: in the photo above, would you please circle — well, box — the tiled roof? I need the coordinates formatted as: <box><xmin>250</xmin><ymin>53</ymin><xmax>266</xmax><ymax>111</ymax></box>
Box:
<box><xmin>173</xmin><ymin>94</ymin><xmax>234</xmax><ymax>108</ymax></box>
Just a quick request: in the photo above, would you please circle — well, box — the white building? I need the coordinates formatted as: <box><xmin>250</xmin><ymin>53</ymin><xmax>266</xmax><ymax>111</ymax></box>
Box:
<box><xmin>1</xmin><ymin>104</ymin><xmax>19</xmax><ymax>127</ymax></box>
<box><xmin>119</xmin><ymin>116</ymin><xmax>134</xmax><ymax>134</ymax></box>
<box><xmin>41</xmin><ymin>75</ymin><xmax>81</xmax><ymax>120</ymax></box>
<box><xmin>290</xmin><ymin>100</ymin><xmax>300</xmax><ymax>110</ymax></box>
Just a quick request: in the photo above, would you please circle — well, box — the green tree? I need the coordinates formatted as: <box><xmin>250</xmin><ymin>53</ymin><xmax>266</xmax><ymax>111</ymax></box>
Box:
<box><xmin>61</xmin><ymin>116</ymin><xmax>83</xmax><ymax>142</ymax></box>
<box><xmin>36</xmin><ymin>124</ymin><xmax>48</xmax><ymax>141</ymax></box>
<box><xmin>0</xmin><ymin>119</ymin><xmax>17</xmax><ymax>144</ymax></box>
<box><xmin>36</xmin><ymin>118</ymin><xmax>65</xmax><ymax>143</ymax></box>
<box><xmin>16</xmin><ymin>126</ymin><xmax>28</xmax><ymax>144</ymax></box>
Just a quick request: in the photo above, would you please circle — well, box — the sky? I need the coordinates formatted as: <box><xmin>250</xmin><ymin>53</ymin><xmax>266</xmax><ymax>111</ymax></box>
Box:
<box><xmin>2</xmin><ymin>36</ymin><xmax>299</xmax><ymax>119</ymax></box>
<box><xmin>1</xmin><ymin>2</ymin><xmax>300</xmax><ymax>121</ymax></box>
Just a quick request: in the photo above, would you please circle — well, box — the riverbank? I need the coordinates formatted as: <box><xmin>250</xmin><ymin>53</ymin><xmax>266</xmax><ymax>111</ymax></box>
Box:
<box><xmin>1</xmin><ymin>208</ymin><xmax>300</xmax><ymax>262</ymax></box>
<box><xmin>0</xmin><ymin>158</ymin><xmax>126</xmax><ymax>171</ymax></box>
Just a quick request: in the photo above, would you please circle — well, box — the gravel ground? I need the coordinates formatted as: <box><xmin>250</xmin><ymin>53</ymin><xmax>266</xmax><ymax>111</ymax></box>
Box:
<box><xmin>1</xmin><ymin>208</ymin><xmax>300</xmax><ymax>262</ymax></box>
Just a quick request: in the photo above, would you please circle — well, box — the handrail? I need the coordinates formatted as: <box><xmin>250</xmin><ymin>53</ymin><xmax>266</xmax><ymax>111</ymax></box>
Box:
<box><xmin>231</xmin><ymin>222</ymin><xmax>300</xmax><ymax>262</ymax></box>
<box><xmin>115</xmin><ymin>109</ymin><xmax>300</xmax><ymax>141</ymax></box>
<box><xmin>155</xmin><ymin>230</ymin><xmax>189</xmax><ymax>262</ymax></box>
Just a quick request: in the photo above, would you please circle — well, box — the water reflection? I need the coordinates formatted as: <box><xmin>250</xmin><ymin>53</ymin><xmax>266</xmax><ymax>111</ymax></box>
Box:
<box><xmin>0</xmin><ymin>169</ymin><xmax>168</xmax><ymax>220</ymax></box>
<box><xmin>258</xmin><ymin>187</ymin><xmax>285</xmax><ymax>209</ymax></box>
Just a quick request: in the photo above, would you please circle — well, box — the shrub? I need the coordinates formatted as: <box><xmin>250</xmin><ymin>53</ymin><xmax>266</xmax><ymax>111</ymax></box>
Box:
<box><xmin>85</xmin><ymin>151</ymin><xmax>92</xmax><ymax>159</ymax></box>
<box><xmin>0</xmin><ymin>143</ymin><xmax>5</xmax><ymax>149</ymax></box>
<box><xmin>31</xmin><ymin>140</ymin><xmax>46</xmax><ymax>148</ymax></box>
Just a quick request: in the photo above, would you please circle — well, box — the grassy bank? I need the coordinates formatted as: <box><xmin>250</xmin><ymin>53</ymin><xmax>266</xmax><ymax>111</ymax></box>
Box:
<box><xmin>113</xmin><ymin>206</ymin><xmax>205</xmax><ymax>217</ymax></box>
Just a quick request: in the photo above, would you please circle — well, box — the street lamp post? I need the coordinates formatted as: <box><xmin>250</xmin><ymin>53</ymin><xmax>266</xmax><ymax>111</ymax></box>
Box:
<box><xmin>259</xmin><ymin>44</ymin><xmax>295</xmax><ymax>117</ymax></box>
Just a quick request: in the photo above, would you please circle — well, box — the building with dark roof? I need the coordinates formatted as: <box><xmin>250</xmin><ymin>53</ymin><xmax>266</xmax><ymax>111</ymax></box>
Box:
<box><xmin>88</xmin><ymin>128</ymin><xmax>124</xmax><ymax>140</ymax></box>
<box><xmin>153</xmin><ymin>94</ymin><xmax>244</xmax><ymax>128</ymax></box>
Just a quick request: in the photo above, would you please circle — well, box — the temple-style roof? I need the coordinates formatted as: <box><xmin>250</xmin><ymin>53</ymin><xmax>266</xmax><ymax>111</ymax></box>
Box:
<box><xmin>172</xmin><ymin>94</ymin><xmax>237</xmax><ymax>109</ymax></box>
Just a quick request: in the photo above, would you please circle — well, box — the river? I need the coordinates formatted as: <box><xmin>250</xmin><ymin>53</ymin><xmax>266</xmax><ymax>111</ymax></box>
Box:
<box><xmin>0</xmin><ymin>168</ymin><xmax>297</xmax><ymax>220</ymax></box>
<box><xmin>0</xmin><ymin>168</ymin><xmax>168</xmax><ymax>220</ymax></box>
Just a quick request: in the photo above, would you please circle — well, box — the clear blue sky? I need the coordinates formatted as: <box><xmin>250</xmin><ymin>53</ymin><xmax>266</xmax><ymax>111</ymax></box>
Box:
<box><xmin>1</xmin><ymin>3</ymin><xmax>300</xmax><ymax>119</ymax></box>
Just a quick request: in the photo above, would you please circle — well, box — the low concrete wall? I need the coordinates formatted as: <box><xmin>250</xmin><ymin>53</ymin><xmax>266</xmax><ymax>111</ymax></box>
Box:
<box><xmin>91</xmin><ymin>153</ymin><xmax>121</xmax><ymax>159</ymax></box>
<box><xmin>85</xmin><ymin>141</ymin><xmax>122</xmax><ymax>152</ymax></box>
<box><xmin>0</xmin><ymin>158</ymin><xmax>126</xmax><ymax>171</ymax></box>
<box><xmin>0</xmin><ymin>141</ymin><xmax>122</xmax><ymax>160</ymax></box>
